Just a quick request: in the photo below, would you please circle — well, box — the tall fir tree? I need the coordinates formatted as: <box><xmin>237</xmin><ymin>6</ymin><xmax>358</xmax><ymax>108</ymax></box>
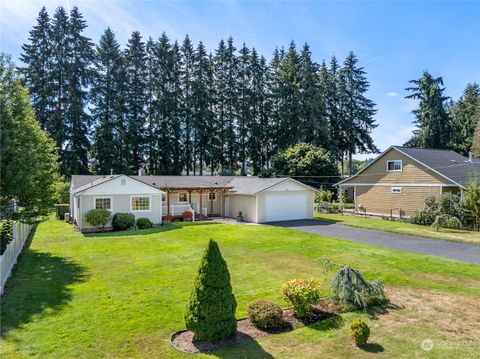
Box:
<box><xmin>405</xmin><ymin>71</ymin><xmax>452</xmax><ymax>149</ymax></box>
<box><xmin>180</xmin><ymin>35</ymin><xmax>195</xmax><ymax>175</ymax></box>
<box><xmin>49</xmin><ymin>6</ymin><xmax>70</xmax><ymax>161</ymax></box>
<box><xmin>20</xmin><ymin>6</ymin><xmax>52</xmax><ymax>131</ymax></box>
<box><xmin>191</xmin><ymin>42</ymin><xmax>214</xmax><ymax>175</ymax></box>
<box><xmin>124</xmin><ymin>31</ymin><xmax>147</xmax><ymax>174</ymax></box>
<box><xmin>451</xmin><ymin>83</ymin><xmax>480</xmax><ymax>155</ymax></box>
<box><xmin>63</xmin><ymin>6</ymin><xmax>94</xmax><ymax>175</ymax></box>
<box><xmin>338</xmin><ymin>52</ymin><xmax>378</xmax><ymax>175</ymax></box>
<box><xmin>170</xmin><ymin>41</ymin><xmax>185</xmax><ymax>174</ymax></box>
<box><xmin>237</xmin><ymin>43</ymin><xmax>251</xmax><ymax>175</ymax></box>
<box><xmin>224</xmin><ymin>37</ymin><xmax>238</xmax><ymax>174</ymax></box>
<box><xmin>326</xmin><ymin>56</ymin><xmax>343</xmax><ymax>171</ymax></box>
<box><xmin>91</xmin><ymin>28</ymin><xmax>125</xmax><ymax>174</ymax></box>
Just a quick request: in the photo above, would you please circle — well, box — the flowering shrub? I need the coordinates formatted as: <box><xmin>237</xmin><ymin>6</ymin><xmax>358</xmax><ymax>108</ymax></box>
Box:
<box><xmin>281</xmin><ymin>278</ymin><xmax>321</xmax><ymax>318</ymax></box>
<box><xmin>182</xmin><ymin>211</ymin><xmax>193</xmax><ymax>219</ymax></box>
<box><xmin>163</xmin><ymin>214</ymin><xmax>174</xmax><ymax>222</ymax></box>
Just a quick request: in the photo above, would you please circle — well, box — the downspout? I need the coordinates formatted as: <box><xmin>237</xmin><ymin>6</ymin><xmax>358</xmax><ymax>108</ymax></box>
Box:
<box><xmin>255</xmin><ymin>194</ymin><xmax>259</xmax><ymax>223</ymax></box>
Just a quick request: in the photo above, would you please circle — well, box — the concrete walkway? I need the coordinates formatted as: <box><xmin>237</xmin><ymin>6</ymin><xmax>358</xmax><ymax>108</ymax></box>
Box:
<box><xmin>270</xmin><ymin>219</ymin><xmax>480</xmax><ymax>264</ymax></box>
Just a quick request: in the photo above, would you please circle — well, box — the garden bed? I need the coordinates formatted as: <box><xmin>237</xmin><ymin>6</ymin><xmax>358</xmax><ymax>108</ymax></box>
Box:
<box><xmin>171</xmin><ymin>301</ymin><xmax>341</xmax><ymax>354</ymax></box>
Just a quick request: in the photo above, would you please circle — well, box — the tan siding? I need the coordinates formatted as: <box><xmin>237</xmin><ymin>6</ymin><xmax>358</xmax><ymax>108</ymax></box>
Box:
<box><xmin>356</xmin><ymin>186</ymin><xmax>441</xmax><ymax>216</ymax></box>
<box><xmin>163</xmin><ymin>191</ymin><xmax>221</xmax><ymax>215</ymax></box>
<box><xmin>228</xmin><ymin>194</ymin><xmax>257</xmax><ymax>222</ymax></box>
<box><xmin>343</xmin><ymin>148</ymin><xmax>453</xmax><ymax>185</ymax></box>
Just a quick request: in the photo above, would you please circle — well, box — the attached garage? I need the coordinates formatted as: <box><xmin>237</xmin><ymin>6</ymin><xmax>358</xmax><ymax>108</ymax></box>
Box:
<box><xmin>263</xmin><ymin>192</ymin><xmax>310</xmax><ymax>222</ymax></box>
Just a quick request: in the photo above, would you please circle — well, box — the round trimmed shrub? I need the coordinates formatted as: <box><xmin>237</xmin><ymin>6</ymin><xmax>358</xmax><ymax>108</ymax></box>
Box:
<box><xmin>112</xmin><ymin>212</ymin><xmax>135</xmax><ymax>231</ymax></box>
<box><xmin>136</xmin><ymin>217</ymin><xmax>152</xmax><ymax>229</ymax></box>
<box><xmin>247</xmin><ymin>300</ymin><xmax>284</xmax><ymax>330</ymax></box>
<box><xmin>281</xmin><ymin>278</ymin><xmax>321</xmax><ymax>318</ymax></box>
<box><xmin>350</xmin><ymin>319</ymin><xmax>370</xmax><ymax>346</ymax></box>
<box><xmin>85</xmin><ymin>209</ymin><xmax>111</xmax><ymax>231</ymax></box>
<box><xmin>184</xmin><ymin>240</ymin><xmax>237</xmax><ymax>342</ymax></box>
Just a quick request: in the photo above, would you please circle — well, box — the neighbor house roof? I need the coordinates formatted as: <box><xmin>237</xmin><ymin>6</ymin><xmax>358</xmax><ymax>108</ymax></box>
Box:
<box><xmin>337</xmin><ymin>145</ymin><xmax>480</xmax><ymax>188</ymax></box>
<box><xmin>71</xmin><ymin>175</ymin><xmax>315</xmax><ymax>196</ymax></box>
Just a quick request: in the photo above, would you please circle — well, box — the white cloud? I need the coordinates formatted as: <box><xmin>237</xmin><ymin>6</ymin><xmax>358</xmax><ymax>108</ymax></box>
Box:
<box><xmin>386</xmin><ymin>91</ymin><xmax>398</xmax><ymax>97</ymax></box>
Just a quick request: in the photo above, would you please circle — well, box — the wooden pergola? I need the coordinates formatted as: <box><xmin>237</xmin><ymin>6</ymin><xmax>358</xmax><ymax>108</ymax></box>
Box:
<box><xmin>160</xmin><ymin>186</ymin><xmax>234</xmax><ymax>220</ymax></box>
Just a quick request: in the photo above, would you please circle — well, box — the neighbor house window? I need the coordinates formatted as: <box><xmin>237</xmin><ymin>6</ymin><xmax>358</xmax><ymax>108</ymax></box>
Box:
<box><xmin>209</xmin><ymin>192</ymin><xmax>216</xmax><ymax>200</ymax></box>
<box><xmin>131</xmin><ymin>196</ymin><xmax>150</xmax><ymax>211</ymax></box>
<box><xmin>387</xmin><ymin>160</ymin><xmax>402</xmax><ymax>172</ymax></box>
<box><xmin>95</xmin><ymin>197</ymin><xmax>111</xmax><ymax>210</ymax></box>
<box><xmin>391</xmin><ymin>187</ymin><xmax>402</xmax><ymax>194</ymax></box>
<box><xmin>178</xmin><ymin>192</ymin><xmax>188</xmax><ymax>203</ymax></box>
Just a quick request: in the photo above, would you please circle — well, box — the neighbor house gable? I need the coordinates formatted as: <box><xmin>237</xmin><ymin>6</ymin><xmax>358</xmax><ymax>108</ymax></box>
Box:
<box><xmin>337</xmin><ymin>147</ymin><xmax>458</xmax><ymax>187</ymax></box>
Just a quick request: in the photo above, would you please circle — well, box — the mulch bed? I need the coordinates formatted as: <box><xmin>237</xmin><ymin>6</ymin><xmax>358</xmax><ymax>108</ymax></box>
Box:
<box><xmin>171</xmin><ymin>300</ymin><xmax>342</xmax><ymax>354</ymax></box>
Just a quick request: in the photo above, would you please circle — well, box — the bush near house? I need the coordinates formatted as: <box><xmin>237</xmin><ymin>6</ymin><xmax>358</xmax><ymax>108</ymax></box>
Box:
<box><xmin>247</xmin><ymin>300</ymin><xmax>284</xmax><ymax>330</ymax></box>
<box><xmin>85</xmin><ymin>209</ymin><xmax>111</xmax><ymax>231</ymax></box>
<box><xmin>136</xmin><ymin>217</ymin><xmax>152</xmax><ymax>229</ymax></box>
<box><xmin>184</xmin><ymin>240</ymin><xmax>237</xmax><ymax>342</ymax></box>
<box><xmin>0</xmin><ymin>220</ymin><xmax>13</xmax><ymax>254</ymax></box>
<box><xmin>112</xmin><ymin>213</ymin><xmax>135</xmax><ymax>231</ymax></box>
<box><xmin>432</xmin><ymin>214</ymin><xmax>462</xmax><ymax>231</ymax></box>
<box><xmin>182</xmin><ymin>211</ymin><xmax>193</xmax><ymax>222</ymax></box>
<box><xmin>281</xmin><ymin>278</ymin><xmax>321</xmax><ymax>318</ymax></box>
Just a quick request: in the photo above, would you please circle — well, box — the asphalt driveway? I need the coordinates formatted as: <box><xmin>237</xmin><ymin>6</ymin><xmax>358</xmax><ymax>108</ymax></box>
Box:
<box><xmin>270</xmin><ymin>219</ymin><xmax>480</xmax><ymax>264</ymax></box>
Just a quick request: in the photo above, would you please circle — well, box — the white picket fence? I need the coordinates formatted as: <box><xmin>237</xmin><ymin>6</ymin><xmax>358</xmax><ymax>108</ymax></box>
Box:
<box><xmin>0</xmin><ymin>222</ymin><xmax>33</xmax><ymax>295</ymax></box>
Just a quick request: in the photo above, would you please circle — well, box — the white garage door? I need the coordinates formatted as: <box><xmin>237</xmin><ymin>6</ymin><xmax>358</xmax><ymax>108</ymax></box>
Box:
<box><xmin>264</xmin><ymin>192</ymin><xmax>309</xmax><ymax>222</ymax></box>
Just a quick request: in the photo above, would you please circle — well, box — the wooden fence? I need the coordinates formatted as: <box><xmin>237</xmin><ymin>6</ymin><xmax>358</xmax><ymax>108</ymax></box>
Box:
<box><xmin>0</xmin><ymin>222</ymin><xmax>33</xmax><ymax>295</ymax></box>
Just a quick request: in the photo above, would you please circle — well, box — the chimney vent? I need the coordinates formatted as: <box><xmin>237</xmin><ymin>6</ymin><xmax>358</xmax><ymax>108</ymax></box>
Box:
<box><xmin>469</xmin><ymin>152</ymin><xmax>473</xmax><ymax>163</ymax></box>
<box><xmin>138</xmin><ymin>166</ymin><xmax>146</xmax><ymax>176</ymax></box>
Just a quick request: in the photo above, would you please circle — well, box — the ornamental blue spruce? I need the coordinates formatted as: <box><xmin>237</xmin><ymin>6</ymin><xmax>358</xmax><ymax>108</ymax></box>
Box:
<box><xmin>184</xmin><ymin>239</ymin><xmax>237</xmax><ymax>341</ymax></box>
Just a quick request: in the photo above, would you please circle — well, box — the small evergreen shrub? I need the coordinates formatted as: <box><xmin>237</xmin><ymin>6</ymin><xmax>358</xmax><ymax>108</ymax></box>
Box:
<box><xmin>136</xmin><ymin>217</ymin><xmax>152</xmax><ymax>229</ymax></box>
<box><xmin>247</xmin><ymin>300</ymin><xmax>284</xmax><ymax>330</ymax></box>
<box><xmin>439</xmin><ymin>192</ymin><xmax>462</xmax><ymax>218</ymax></box>
<box><xmin>432</xmin><ymin>214</ymin><xmax>462</xmax><ymax>231</ymax></box>
<box><xmin>350</xmin><ymin>319</ymin><xmax>370</xmax><ymax>347</ymax></box>
<box><xmin>112</xmin><ymin>212</ymin><xmax>135</xmax><ymax>231</ymax></box>
<box><xmin>0</xmin><ymin>220</ymin><xmax>13</xmax><ymax>254</ymax></box>
<box><xmin>281</xmin><ymin>278</ymin><xmax>321</xmax><ymax>318</ymax></box>
<box><xmin>85</xmin><ymin>209</ymin><xmax>111</xmax><ymax>231</ymax></box>
<box><xmin>185</xmin><ymin>240</ymin><xmax>237</xmax><ymax>342</ymax></box>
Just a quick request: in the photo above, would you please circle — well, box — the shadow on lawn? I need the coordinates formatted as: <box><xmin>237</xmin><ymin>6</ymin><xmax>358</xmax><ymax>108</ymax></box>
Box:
<box><xmin>84</xmin><ymin>221</ymin><xmax>218</xmax><ymax>238</ymax></box>
<box><xmin>210</xmin><ymin>338</ymin><xmax>274</xmax><ymax>359</ymax></box>
<box><xmin>0</xmin><ymin>231</ymin><xmax>87</xmax><ymax>336</ymax></box>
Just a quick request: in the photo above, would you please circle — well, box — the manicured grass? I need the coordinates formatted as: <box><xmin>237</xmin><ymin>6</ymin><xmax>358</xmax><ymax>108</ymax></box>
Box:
<box><xmin>1</xmin><ymin>218</ymin><xmax>479</xmax><ymax>358</ymax></box>
<box><xmin>316</xmin><ymin>212</ymin><xmax>480</xmax><ymax>244</ymax></box>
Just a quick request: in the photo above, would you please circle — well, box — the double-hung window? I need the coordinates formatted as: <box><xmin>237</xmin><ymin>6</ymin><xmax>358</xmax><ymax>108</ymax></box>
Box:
<box><xmin>95</xmin><ymin>197</ymin><xmax>111</xmax><ymax>210</ymax></box>
<box><xmin>131</xmin><ymin>196</ymin><xmax>150</xmax><ymax>211</ymax></box>
<box><xmin>178</xmin><ymin>193</ymin><xmax>188</xmax><ymax>203</ymax></box>
<box><xmin>387</xmin><ymin>160</ymin><xmax>402</xmax><ymax>172</ymax></box>
<box><xmin>209</xmin><ymin>192</ymin><xmax>216</xmax><ymax>200</ymax></box>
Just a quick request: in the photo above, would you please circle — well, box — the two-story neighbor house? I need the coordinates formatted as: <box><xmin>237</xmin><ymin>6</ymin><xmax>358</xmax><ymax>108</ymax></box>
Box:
<box><xmin>70</xmin><ymin>174</ymin><xmax>316</xmax><ymax>231</ymax></box>
<box><xmin>336</xmin><ymin>146</ymin><xmax>480</xmax><ymax>217</ymax></box>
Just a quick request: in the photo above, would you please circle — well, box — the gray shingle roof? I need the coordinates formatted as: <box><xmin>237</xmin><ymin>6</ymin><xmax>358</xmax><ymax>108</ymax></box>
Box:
<box><xmin>394</xmin><ymin>146</ymin><xmax>480</xmax><ymax>186</ymax></box>
<box><xmin>71</xmin><ymin>175</ymin><xmax>307</xmax><ymax>195</ymax></box>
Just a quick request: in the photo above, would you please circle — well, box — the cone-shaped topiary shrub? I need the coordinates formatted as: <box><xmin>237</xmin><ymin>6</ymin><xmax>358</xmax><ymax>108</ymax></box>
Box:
<box><xmin>184</xmin><ymin>239</ymin><xmax>237</xmax><ymax>342</ymax></box>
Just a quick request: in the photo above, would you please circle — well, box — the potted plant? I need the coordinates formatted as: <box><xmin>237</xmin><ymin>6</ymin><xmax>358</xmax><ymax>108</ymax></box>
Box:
<box><xmin>182</xmin><ymin>210</ymin><xmax>193</xmax><ymax>222</ymax></box>
<box><xmin>236</xmin><ymin>210</ymin><xmax>243</xmax><ymax>222</ymax></box>
<box><xmin>163</xmin><ymin>214</ymin><xmax>174</xmax><ymax>224</ymax></box>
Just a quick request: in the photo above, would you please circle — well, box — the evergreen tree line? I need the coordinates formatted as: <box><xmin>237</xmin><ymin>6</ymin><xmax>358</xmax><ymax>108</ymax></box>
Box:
<box><xmin>21</xmin><ymin>6</ymin><xmax>378</xmax><ymax>177</ymax></box>
<box><xmin>405</xmin><ymin>71</ymin><xmax>480</xmax><ymax>156</ymax></box>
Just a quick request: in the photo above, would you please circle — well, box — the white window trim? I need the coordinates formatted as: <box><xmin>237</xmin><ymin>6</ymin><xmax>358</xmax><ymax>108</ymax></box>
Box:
<box><xmin>208</xmin><ymin>192</ymin><xmax>217</xmax><ymax>201</ymax></box>
<box><xmin>93</xmin><ymin>196</ymin><xmax>112</xmax><ymax>211</ymax></box>
<box><xmin>391</xmin><ymin>187</ymin><xmax>402</xmax><ymax>194</ymax></box>
<box><xmin>386</xmin><ymin>160</ymin><xmax>403</xmax><ymax>172</ymax></box>
<box><xmin>178</xmin><ymin>192</ymin><xmax>188</xmax><ymax>203</ymax></box>
<box><xmin>130</xmin><ymin>195</ymin><xmax>151</xmax><ymax>212</ymax></box>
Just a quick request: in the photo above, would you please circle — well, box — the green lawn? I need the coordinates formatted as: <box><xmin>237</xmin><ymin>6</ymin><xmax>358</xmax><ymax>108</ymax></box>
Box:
<box><xmin>1</xmin><ymin>218</ymin><xmax>479</xmax><ymax>358</ymax></box>
<box><xmin>316</xmin><ymin>212</ymin><xmax>480</xmax><ymax>244</ymax></box>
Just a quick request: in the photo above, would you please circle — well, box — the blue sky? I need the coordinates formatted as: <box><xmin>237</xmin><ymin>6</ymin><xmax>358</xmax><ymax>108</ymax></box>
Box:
<box><xmin>1</xmin><ymin>1</ymin><xmax>479</xmax><ymax>159</ymax></box>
